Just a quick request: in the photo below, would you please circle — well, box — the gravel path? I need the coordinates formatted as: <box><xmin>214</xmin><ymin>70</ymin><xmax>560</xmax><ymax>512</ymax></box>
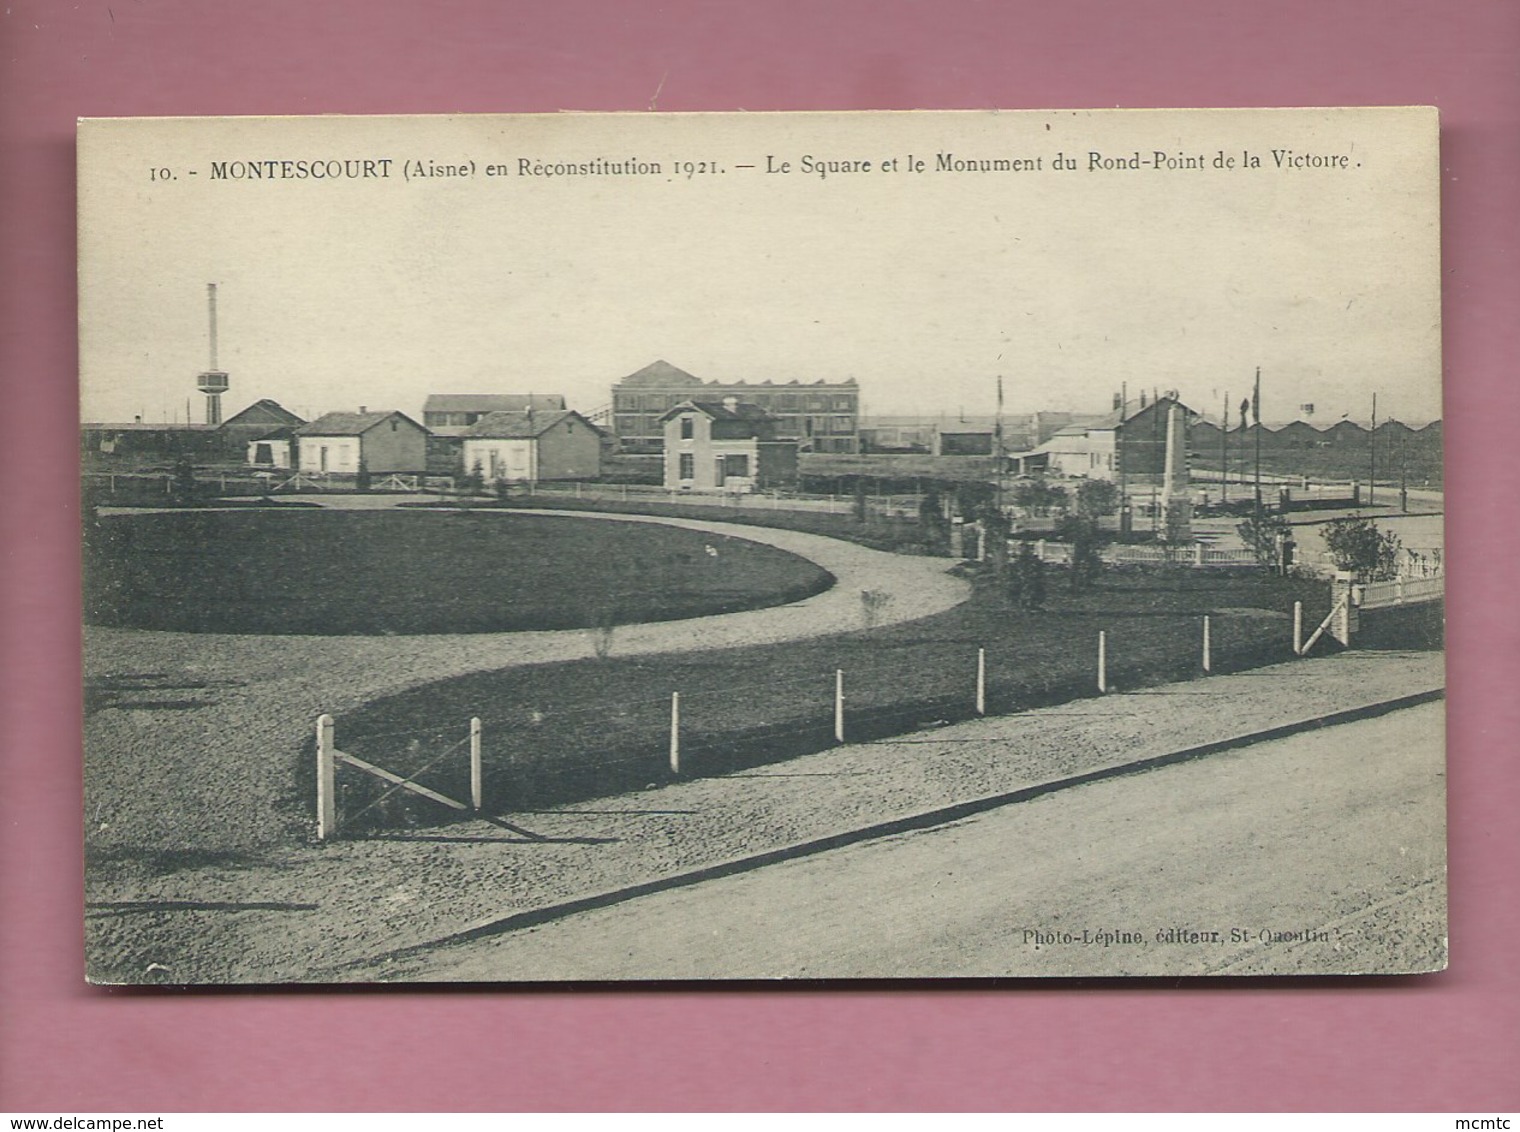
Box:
<box><xmin>84</xmin><ymin>506</ymin><xmax>968</xmax><ymax>855</ymax></box>
<box><xmin>84</xmin><ymin>649</ymin><xmax>1443</xmax><ymax>984</ymax></box>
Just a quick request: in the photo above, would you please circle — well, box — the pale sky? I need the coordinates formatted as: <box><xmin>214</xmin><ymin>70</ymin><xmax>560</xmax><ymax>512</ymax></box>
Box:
<box><xmin>79</xmin><ymin>109</ymin><xmax>1442</xmax><ymax>427</ymax></box>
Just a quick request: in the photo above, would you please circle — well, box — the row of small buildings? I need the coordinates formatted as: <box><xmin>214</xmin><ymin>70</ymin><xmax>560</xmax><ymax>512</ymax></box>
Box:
<box><xmin>83</xmin><ymin>359</ymin><xmax>1442</xmax><ymax>492</ymax></box>
<box><xmin>82</xmin><ymin>390</ymin><xmax>800</xmax><ymax>492</ymax></box>
<box><xmin>81</xmin><ymin>396</ymin><xmax>600</xmax><ymax>479</ymax></box>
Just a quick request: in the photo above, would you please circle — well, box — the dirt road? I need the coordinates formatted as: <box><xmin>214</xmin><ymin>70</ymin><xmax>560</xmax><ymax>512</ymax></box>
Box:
<box><xmin>84</xmin><ymin>647</ymin><xmax>1441</xmax><ymax>983</ymax></box>
<box><xmin>391</xmin><ymin>702</ymin><xmax>1444</xmax><ymax>980</ymax></box>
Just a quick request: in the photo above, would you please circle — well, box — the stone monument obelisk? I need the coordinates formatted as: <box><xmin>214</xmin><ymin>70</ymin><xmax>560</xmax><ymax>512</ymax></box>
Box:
<box><xmin>1159</xmin><ymin>400</ymin><xmax>1193</xmax><ymax>543</ymax></box>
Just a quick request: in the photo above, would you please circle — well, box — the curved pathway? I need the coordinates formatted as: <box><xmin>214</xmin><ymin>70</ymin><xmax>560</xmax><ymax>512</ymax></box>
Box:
<box><xmin>84</xmin><ymin>501</ymin><xmax>970</xmax><ymax>853</ymax></box>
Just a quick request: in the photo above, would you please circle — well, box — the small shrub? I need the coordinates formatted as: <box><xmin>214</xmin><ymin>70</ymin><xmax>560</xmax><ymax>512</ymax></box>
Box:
<box><xmin>1010</xmin><ymin>476</ymin><xmax>1068</xmax><ymax>518</ymax></box>
<box><xmin>1237</xmin><ymin>510</ymin><xmax>1291</xmax><ymax>570</ymax></box>
<box><xmin>1055</xmin><ymin>514</ymin><xmax>1105</xmax><ymax>591</ymax></box>
<box><xmin>1074</xmin><ymin>479</ymin><xmax>1119</xmax><ymax>519</ymax></box>
<box><xmin>1322</xmin><ymin>514</ymin><xmax>1402</xmax><ymax>580</ymax></box>
<box><xmin>1007</xmin><ymin>540</ymin><xmax>1046</xmax><ymax>609</ymax></box>
<box><xmin>860</xmin><ymin>589</ymin><xmax>893</xmax><ymax>628</ymax></box>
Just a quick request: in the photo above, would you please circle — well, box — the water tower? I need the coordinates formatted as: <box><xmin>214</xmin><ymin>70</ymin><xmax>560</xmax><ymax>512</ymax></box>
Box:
<box><xmin>196</xmin><ymin>283</ymin><xmax>230</xmax><ymax>425</ymax></box>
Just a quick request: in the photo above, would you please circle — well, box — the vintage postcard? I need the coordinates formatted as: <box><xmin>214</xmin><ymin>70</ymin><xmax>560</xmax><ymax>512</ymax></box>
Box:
<box><xmin>79</xmin><ymin>108</ymin><xmax>1444</xmax><ymax>983</ymax></box>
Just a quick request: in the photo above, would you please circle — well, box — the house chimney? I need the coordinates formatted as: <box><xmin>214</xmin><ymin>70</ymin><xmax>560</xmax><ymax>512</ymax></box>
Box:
<box><xmin>359</xmin><ymin>405</ymin><xmax>367</xmax><ymax>414</ymax></box>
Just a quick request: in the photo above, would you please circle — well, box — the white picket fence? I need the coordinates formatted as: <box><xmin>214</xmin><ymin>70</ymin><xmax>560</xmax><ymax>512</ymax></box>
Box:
<box><xmin>1356</xmin><ymin>574</ymin><xmax>1445</xmax><ymax>610</ymax></box>
<box><xmin>1020</xmin><ymin>540</ymin><xmax>1261</xmax><ymax>569</ymax></box>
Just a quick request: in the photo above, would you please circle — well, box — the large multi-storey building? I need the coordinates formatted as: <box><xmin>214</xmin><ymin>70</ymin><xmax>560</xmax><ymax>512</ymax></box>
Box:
<box><xmin>611</xmin><ymin>359</ymin><xmax>859</xmax><ymax>453</ymax></box>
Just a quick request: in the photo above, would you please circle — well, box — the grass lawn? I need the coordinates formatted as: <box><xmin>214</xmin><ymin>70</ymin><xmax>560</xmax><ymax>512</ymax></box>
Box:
<box><xmin>329</xmin><ymin>567</ymin><xmax>1332</xmax><ymax>830</ymax></box>
<box><xmin>452</xmin><ymin>495</ymin><xmax>941</xmax><ymax>554</ymax></box>
<box><xmin>83</xmin><ymin>510</ymin><xmax>833</xmax><ymax>635</ymax></box>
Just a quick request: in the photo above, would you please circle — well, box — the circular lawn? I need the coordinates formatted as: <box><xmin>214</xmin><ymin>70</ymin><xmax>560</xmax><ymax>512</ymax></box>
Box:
<box><xmin>83</xmin><ymin>510</ymin><xmax>835</xmax><ymax>635</ymax></box>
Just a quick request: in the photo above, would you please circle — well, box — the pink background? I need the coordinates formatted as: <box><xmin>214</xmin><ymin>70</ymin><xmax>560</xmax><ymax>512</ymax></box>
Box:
<box><xmin>2</xmin><ymin>0</ymin><xmax>1516</xmax><ymax>1112</ymax></box>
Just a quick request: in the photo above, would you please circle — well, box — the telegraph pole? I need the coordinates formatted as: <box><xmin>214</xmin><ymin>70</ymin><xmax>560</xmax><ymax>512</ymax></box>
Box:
<box><xmin>1252</xmin><ymin>367</ymin><xmax>1263</xmax><ymax>516</ymax></box>
<box><xmin>1220</xmin><ymin>390</ymin><xmax>1229</xmax><ymax>504</ymax></box>
<box><xmin>1368</xmin><ymin>392</ymin><xmax>1378</xmax><ymax>507</ymax></box>
<box><xmin>994</xmin><ymin>374</ymin><xmax>1006</xmax><ymax>514</ymax></box>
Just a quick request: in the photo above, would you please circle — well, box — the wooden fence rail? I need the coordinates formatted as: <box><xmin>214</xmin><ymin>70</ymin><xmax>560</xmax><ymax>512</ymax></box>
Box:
<box><xmin>316</xmin><ymin>607</ymin><xmax>1327</xmax><ymax>839</ymax></box>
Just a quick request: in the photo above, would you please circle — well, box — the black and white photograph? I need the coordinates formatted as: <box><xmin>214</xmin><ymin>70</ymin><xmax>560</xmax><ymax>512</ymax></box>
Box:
<box><xmin>78</xmin><ymin>108</ymin><xmax>1445</xmax><ymax>983</ymax></box>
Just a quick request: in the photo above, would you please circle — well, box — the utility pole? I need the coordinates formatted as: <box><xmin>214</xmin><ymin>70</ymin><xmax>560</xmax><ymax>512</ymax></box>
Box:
<box><xmin>1252</xmin><ymin>367</ymin><xmax>1262</xmax><ymax>516</ymax></box>
<box><xmin>1368</xmin><ymin>392</ymin><xmax>1378</xmax><ymax>507</ymax></box>
<box><xmin>1221</xmin><ymin>390</ymin><xmax>1229</xmax><ymax>504</ymax></box>
<box><xmin>1119</xmin><ymin>382</ymin><xmax>1129</xmax><ymax>530</ymax></box>
<box><xmin>994</xmin><ymin>374</ymin><xmax>1005</xmax><ymax>515</ymax></box>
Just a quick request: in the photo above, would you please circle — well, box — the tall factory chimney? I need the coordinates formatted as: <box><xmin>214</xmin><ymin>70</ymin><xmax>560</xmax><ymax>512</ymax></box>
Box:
<box><xmin>196</xmin><ymin>283</ymin><xmax>230</xmax><ymax>425</ymax></box>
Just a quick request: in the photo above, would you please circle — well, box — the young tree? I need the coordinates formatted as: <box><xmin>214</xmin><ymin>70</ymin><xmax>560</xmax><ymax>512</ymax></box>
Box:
<box><xmin>1237</xmin><ymin>510</ymin><xmax>1291</xmax><ymax>570</ymax></box>
<box><xmin>955</xmin><ymin>480</ymin><xmax>995</xmax><ymax>522</ymax></box>
<box><xmin>918</xmin><ymin>486</ymin><xmax>948</xmax><ymax>551</ymax></box>
<box><xmin>1007</xmin><ymin>539</ymin><xmax>1047</xmax><ymax>609</ymax></box>
<box><xmin>463</xmin><ymin>460</ymin><xmax>486</xmax><ymax>495</ymax></box>
<box><xmin>982</xmin><ymin>507</ymin><xmax>1012</xmax><ymax>578</ymax></box>
<box><xmin>170</xmin><ymin>454</ymin><xmax>198</xmax><ymax>505</ymax></box>
<box><xmin>1074</xmin><ymin>479</ymin><xmax>1119</xmax><ymax>519</ymax></box>
<box><xmin>1056</xmin><ymin>514</ymin><xmax>1105</xmax><ymax>591</ymax></box>
<box><xmin>1010</xmin><ymin>476</ymin><xmax>1067</xmax><ymax>517</ymax></box>
<box><xmin>1321</xmin><ymin>514</ymin><xmax>1402</xmax><ymax>580</ymax></box>
<box><xmin>355</xmin><ymin>457</ymin><xmax>372</xmax><ymax>493</ymax></box>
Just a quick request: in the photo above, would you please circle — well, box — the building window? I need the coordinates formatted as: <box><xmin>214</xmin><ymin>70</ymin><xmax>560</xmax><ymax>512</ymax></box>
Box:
<box><xmin>679</xmin><ymin>452</ymin><xmax>694</xmax><ymax>480</ymax></box>
<box><xmin>724</xmin><ymin>454</ymin><xmax>750</xmax><ymax>477</ymax></box>
<box><xmin>680</xmin><ymin>416</ymin><xmax>694</xmax><ymax>440</ymax></box>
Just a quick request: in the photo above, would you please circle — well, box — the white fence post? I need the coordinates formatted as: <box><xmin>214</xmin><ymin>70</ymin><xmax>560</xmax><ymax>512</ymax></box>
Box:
<box><xmin>1293</xmin><ymin>601</ymin><xmax>1303</xmax><ymax>656</ymax></box>
<box><xmin>1097</xmin><ymin>631</ymin><xmax>1108</xmax><ymax>694</ymax></box>
<box><xmin>1202</xmin><ymin>616</ymin><xmax>1212</xmax><ymax>674</ymax></box>
<box><xmin>976</xmin><ymin>647</ymin><xmax>986</xmax><ymax>716</ymax></box>
<box><xmin>834</xmin><ymin>669</ymin><xmax>845</xmax><ymax>743</ymax></box>
<box><xmin>669</xmin><ymin>692</ymin><xmax>681</xmax><ymax>775</ymax></box>
<box><xmin>470</xmin><ymin>716</ymin><xmax>483</xmax><ymax>811</ymax></box>
<box><xmin>316</xmin><ymin>713</ymin><xmax>336</xmax><ymax>841</ymax></box>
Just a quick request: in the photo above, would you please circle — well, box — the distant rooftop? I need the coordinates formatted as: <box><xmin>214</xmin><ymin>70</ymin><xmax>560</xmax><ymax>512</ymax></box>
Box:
<box><xmin>424</xmin><ymin>393</ymin><xmax>567</xmax><ymax>413</ymax></box>
<box><xmin>658</xmin><ymin>399</ymin><xmax>775</xmax><ymax>423</ymax></box>
<box><xmin>616</xmin><ymin>359</ymin><xmax>856</xmax><ymax>387</ymax></box>
<box><xmin>618</xmin><ymin>360</ymin><xmax>704</xmax><ymax>387</ymax></box>
<box><xmin>296</xmin><ymin>411</ymin><xmax>418</xmax><ymax>437</ymax></box>
<box><xmin>461</xmin><ymin>409</ymin><xmax>595</xmax><ymax>439</ymax></box>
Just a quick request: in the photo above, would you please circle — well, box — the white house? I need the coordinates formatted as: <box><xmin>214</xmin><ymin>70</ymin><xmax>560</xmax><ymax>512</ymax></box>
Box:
<box><xmin>658</xmin><ymin>399</ymin><xmax>799</xmax><ymax>492</ymax></box>
<box><xmin>459</xmin><ymin>410</ymin><xmax>603</xmax><ymax>483</ymax></box>
<box><xmin>294</xmin><ymin>410</ymin><xmax>429</xmax><ymax>474</ymax></box>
